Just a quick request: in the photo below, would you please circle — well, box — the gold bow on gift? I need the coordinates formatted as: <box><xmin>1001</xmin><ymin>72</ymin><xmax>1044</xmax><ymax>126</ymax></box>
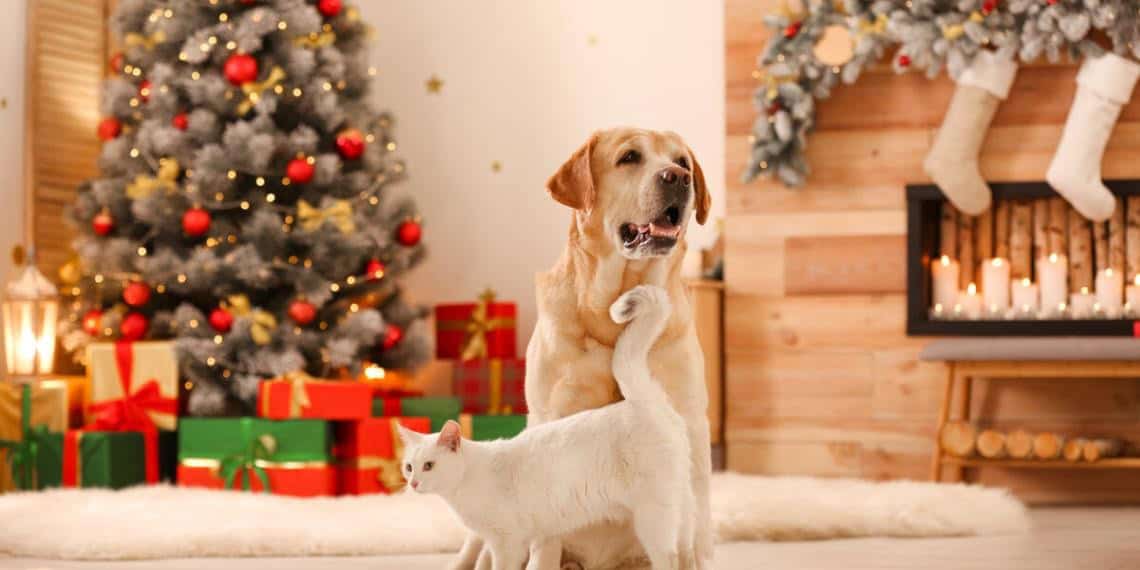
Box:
<box><xmin>459</xmin><ymin>289</ymin><xmax>514</xmax><ymax>361</ymax></box>
<box><xmin>293</xmin><ymin>30</ymin><xmax>336</xmax><ymax>49</ymax></box>
<box><xmin>297</xmin><ymin>200</ymin><xmax>355</xmax><ymax>234</ymax></box>
<box><xmin>126</xmin><ymin>158</ymin><xmax>180</xmax><ymax>199</ymax></box>
<box><xmin>279</xmin><ymin>371</ymin><xmax>313</xmax><ymax>418</ymax></box>
<box><xmin>124</xmin><ymin>30</ymin><xmax>166</xmax><ymax>51</ymax></box>
<box><xmin>237</xmin><ymin>66</ymin><xmax>287</xmax><ymax>116</ymax></box>
<box><xmin>225</xmin><ymin>294</ymin><xmax>277</xmax><ymax>346</ymax></box>
<box><xmin>376</xmin><ymin>420</ymin><xmax>408</xmax><ymax>492</ymax></box>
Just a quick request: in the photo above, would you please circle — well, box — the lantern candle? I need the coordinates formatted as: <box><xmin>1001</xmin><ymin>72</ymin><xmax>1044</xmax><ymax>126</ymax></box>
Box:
<box><xmin>2</xmin><ymin>248</ymin><xmax>60</xmax><ymax>381</ymax></box>
<box><xmin>931</xmin><ymin>255</ymin><xmax>960</xmax><ymax>309</ymax></box>
<box><xmin>1126</xmin><ymin>275</ymin><xmax>1140</xmax><ymax>317</ymax></box>
<box><xmin>981</xmin><ymin>258</ymin><xmax>1010</xmax><ymax>312</ymax></box>
<box><xmin>1069</xmin><ymin>287</ymin><xmax>1095</xmax><ymax>319</ymax></box>
<box><xmin>1010</xmin><ymin>278</ymin><xmax>1039</xmax><ymax>314</ymax></box>
<box><xmin>1037</xmin><ymin>253</ymin><xmax>1068</xmax><ymax>313</ymax></box>
<box><xmin>1094</xmin><ymin>268</ymin><xmax>1124</xmax><ymax>317</ymax></box>
<box><xmin>958</xmin><ymin>283</ymin><xmax>983</xmax><ymax>320</ymax></box>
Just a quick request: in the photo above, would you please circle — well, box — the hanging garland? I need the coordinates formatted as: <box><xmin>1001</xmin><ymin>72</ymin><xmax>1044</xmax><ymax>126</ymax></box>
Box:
<box><xmin>744</xmin><ymin>0</ymin><xmax>1140</xmax><ymax>187</ymax></box>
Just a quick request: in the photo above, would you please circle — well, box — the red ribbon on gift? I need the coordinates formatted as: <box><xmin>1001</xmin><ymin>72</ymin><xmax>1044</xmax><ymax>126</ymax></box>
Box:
<box><xmin>81</xmin><ymin>341</ymin><xmax>178</xmax><ymax>484</ymax></box>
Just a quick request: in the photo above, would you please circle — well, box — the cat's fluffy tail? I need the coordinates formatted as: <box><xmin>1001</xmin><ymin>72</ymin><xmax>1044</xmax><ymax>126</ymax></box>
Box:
<box><xmin>609</xmin><ymin>285</ymin><xmax>671</xmax><ymax>404</ymax></box>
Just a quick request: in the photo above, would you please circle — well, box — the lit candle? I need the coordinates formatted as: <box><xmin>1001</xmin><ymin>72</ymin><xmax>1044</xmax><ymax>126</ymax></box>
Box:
<box><xmin>1010</xmin><ymin>278</ymin><xmax>1039</xmax><ymax>314</ymax></box>
<box><xmin>931</xmin><ymin>303</ymin><xmax>945</xmax><ymax>320</ymax></box>
<box><xmin>981</xmin><ymin>258</ymin><xmax>1011</xmax><ymax>311</ymax></box>
<box><xmin>959</xmin><ymin>282</ymin><xmax>983</xmax><ymax>320</ymax></box>
<box><xmin>931</xmin><ymin>255</ymin><xmax>960</xmax><ymax>309</ymax></box>
<box><xmin>1126</xmin><ymin>275</ymin><xmax>1140</xmax><ymax>316</ymax></box>
<box><xmin>1094</xmin><ymin>268</ymin><xmax>1124</xmax><ymax>317</ymax></box>
<box><xmin>1069</xmin><ymin>286</ymin><xmax>1095</xmax><ymax>319</ymax></box>
<box><xmin>1037</xmin><ymin>253</ymin><xmax>1069</xmax><ymax>312</ymax></box>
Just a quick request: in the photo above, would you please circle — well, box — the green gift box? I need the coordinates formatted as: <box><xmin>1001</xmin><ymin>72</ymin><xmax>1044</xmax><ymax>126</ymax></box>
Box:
<box><xmin>459</xmin><ymin>414</ymin><xmax>527</xmax><ymax>441</ymax></box>
<box><xmin>36</xmin><ymin>431</ymin><xmax>149</xmax><ymax>489</ymax></box>
<box><xmin>373</xmin><ymin>396</ymin><xmax>460</xmax><ymax>432</ymax></box>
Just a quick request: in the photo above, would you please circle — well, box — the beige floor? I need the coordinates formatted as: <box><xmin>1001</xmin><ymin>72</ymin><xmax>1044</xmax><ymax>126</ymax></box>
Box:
<box><xmin>2</xmin><ymin>508</ymin><xmax>1138</xmax><ymax>570</ymax></box>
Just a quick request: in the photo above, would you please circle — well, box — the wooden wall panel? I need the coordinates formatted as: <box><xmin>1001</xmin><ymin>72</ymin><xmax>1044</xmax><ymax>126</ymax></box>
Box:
<box><xmin>724</xmin><ymin>0</ymin><xmax>1140</xmax><ymax>502</ymax></box>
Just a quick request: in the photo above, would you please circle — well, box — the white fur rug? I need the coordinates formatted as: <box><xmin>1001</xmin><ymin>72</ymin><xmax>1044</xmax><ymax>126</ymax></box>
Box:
<box><xmin>0</xmin><ymin>473</ymin><xmax>1028</xmax><ymax>560</ymax></box>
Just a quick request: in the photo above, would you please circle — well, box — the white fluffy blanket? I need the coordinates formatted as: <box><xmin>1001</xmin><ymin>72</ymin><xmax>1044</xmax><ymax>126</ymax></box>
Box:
<box><xmin>0</xmin><ymin>473</ymin><xmax>1028</xmax><ymax>560</ymax></box>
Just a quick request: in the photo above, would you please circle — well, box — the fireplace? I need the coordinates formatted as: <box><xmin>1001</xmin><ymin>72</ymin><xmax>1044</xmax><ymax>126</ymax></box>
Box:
<box><xmin>906</xmin><ymin>181</ymin><xmax>1140</xmax><ymax>336</ymax></box>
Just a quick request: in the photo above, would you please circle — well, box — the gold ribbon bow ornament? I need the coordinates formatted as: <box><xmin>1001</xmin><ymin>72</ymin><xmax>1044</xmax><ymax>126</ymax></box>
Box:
<box><xmin>293</xmin><ymin>30</ymin><xmax>337</xmax><ymax>49</ymax></box>
<box><xmin>124</xmin><ymin>30</ymin><xmax>166</xmax><ymax>51</ymax></box>
<box><xmin>237</xmin><ymin>66</ymin><xmax>287</xmax><ymax>116</ymax></box>
<box><xmin>297</xmin><ymin>200</ymin><xmax>355</xmax><ymax>234</ymax></box>
<box><xmin>225</xmin><ymin>294</ymin><xmax>277</xmax><ymax>346</ymax></box>
<box><xmin>126</xmin><ymin>158</ymin><xmax>180</xmax><ymax>199</ymax></box>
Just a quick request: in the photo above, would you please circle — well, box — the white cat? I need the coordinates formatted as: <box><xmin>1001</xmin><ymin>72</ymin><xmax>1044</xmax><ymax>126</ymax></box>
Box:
<box><xmin>397</xmin><ymin>285</ymin><xmax>695</xmax><ymax>570</ymax></box>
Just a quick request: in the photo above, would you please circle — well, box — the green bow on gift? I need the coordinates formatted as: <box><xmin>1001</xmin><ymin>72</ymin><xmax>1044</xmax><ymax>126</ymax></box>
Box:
<box><xmin>0</xmin><ymin>384</ymin><xmax>53</xmax><ymax>490</ymax></box>
<box><xmin>219</xmin><ymin>433</ymin><xmax>276</xmax><ymax>493</ymax></box>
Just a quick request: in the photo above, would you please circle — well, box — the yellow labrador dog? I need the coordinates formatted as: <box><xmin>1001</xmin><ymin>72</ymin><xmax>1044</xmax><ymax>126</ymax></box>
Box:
<box><xmin>452</xmin><ymin>127</ymin><xmax>713</xmax><ymax>570</ymax></box>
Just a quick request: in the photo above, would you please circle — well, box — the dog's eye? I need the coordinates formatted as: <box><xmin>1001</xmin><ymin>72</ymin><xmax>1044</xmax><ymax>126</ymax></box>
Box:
<box><xmin>423</xmin><ymin>461</ymin><xmax>434</xmax><ymax>472</ymax></box>
<box><xmin>675</xmin><ymin>156</ymin><xmax>689</xmax><ymax>170</ymax></box>
<box><xmin>617</xmin><ymin>149</ymin><xmax>641</xmax><ymax>166</ymax></box>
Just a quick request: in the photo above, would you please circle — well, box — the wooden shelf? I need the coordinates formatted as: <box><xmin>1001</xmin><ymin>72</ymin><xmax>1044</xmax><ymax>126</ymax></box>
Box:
<box><xmin>943</xmin><ymin>456</ymin><xmax>1140</xmax><ymax>469</ymax></box>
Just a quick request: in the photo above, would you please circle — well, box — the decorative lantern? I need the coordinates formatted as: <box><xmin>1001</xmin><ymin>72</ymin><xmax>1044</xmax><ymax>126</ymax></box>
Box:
<box><xmin>2</xmin><ymin>249</ymin><xmax>59</xmax><ymax>382</ymax></box>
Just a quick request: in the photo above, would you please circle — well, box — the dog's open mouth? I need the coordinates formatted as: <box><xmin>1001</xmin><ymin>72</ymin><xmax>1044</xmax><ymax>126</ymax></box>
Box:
<box><xmin>620</xmin><ymin>206</ymin><xmax>682</xmax><ymax>253</ymax></box>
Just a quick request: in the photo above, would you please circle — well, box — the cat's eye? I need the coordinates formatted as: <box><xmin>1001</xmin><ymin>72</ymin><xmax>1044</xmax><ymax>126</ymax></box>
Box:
<box><xmin>423</xmin><ymin>461</ymin><xmax>435</xmax><ymax>472</ymax></box>
<box><xmin>404</xmin><ymin>463</ymin><xmax>412</xmax><ymax>473</ymax></box>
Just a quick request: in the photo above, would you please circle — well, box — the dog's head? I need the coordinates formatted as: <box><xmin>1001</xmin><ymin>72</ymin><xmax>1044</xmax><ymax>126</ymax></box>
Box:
<box><xmin>547</xmin><ymin>127</ymin><xmax>710</xmax><ymax>260</ymax></box>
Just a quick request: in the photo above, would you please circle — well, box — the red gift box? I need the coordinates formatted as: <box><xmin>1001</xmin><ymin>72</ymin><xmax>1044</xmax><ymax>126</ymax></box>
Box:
<box><xmin>453</xmin><ymin>359</ymin><xmax>527</xmax><ymax>415</ymax></box>
<box><xmin>258</xmin><ymin>372</ymin><xmax>371</xmax><ymax>420</ymax></box>
<box><xmin>435</xmin><ymin>290</ymin><xmax>517</xmax><ymax>360</ymax></box>
<box><xmin>335</xmin><ymin>417</ymin><xmax>430</xmax><ymax>495</ymax></box>
<box><xmin>176</xmin><ymin>463</ymin><xmax>336</xmax><ymax>497</ymax></box>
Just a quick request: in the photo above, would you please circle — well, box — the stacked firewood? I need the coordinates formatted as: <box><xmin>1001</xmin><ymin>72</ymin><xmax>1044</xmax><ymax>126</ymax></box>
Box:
<box><xmin>940</xmin><ymin>422</ymin><xmax>1127</xmax><ymax>462</ymax></box>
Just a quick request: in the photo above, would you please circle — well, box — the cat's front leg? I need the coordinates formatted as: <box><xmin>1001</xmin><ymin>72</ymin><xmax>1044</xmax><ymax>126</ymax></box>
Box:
<box><xmin>450</xmin><ymin>533</ymin><xmax>484</xmax><ymax>570</ymax></box>
<box><xmin>486</xmin><ymin>536</ymin><xmax>528</xmax><ymax>570</ymax></box>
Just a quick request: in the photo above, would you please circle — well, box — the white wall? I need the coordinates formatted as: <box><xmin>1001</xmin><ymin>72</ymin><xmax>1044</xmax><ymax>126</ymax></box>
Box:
<box><xmin>0</xmin><ymin>1</ymin><xmax>27</xmax><ymax>378</ymax></box>
<box><xmin>360</xmin><ymin>0</ymin><xmax>725</xmax><ymax>341</ymax></box>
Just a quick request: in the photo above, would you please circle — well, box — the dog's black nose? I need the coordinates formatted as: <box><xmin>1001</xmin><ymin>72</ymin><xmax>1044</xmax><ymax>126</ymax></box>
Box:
<box><xmin>658</xmin><ymin>166</ymin><xmax>691</xmax><ymax>188</ymax></box>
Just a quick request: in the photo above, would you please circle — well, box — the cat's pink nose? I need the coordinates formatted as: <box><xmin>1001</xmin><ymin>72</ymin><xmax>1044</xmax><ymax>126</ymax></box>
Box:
<box><xmin>411</xmin><ymin>481</ymin><xmax>419</xmax><ymax>490</ymax></box>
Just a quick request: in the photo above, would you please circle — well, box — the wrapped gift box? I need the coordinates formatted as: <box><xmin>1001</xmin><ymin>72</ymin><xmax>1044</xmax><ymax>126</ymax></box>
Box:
<box><xmin>372</xmin><ymin>396</ymin><xmax>460</xmax><ymax>432</ymax></box>
<box><xmin>178</xmin><ymin>418</ymin><xmax>335</xmax><ymax>497</ymax></box>
<box><xmin>459</xmin><ymin>414</ymin><xmax>527</xmax><ymax>441</ymax></box>
<box><xmin>335</xmin><ymin>417</ymin><xmax>430</xmax><ymax>495</ymax></box>
<box><xmin>435</xmin><ymin>291</ymin><xmax>517</xmax><ymax>360</ymax></box>
<box><xmin>87</xmin><ymin>341</ymin><xmax>179</xmax><ymax>430</ymax></box>
<box><xmin>452</xmin><ymin>359</ymin><xmax>527</xmax><ymax>415</ymax></box>
<box><xmin>258</xmin><ymin>373</ymin><xmax>371</xmax><ymax>420</ymax></box>
<box><xmin>0</xmin><ymin>382</ymin><xmax>68</xmax><ymax>491</ymax></box>
<box><xmin>38</xmin><ymin>430</ymin><xmax>155</xmax><ymax>489</ymax></box>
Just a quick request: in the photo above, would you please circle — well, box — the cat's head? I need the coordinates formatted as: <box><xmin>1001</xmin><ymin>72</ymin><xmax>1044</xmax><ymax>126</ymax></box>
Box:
<box><xmin>396</xmin><ymin>420</ymin><xmax>466</xmax><ymax>495</ymax></box>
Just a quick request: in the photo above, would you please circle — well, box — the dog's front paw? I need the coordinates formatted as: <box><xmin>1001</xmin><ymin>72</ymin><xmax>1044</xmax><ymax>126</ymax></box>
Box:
<box><xmin>609</xmin><ymin>285</ymin><xmax>668</xmax><ymax>324</ymax></box>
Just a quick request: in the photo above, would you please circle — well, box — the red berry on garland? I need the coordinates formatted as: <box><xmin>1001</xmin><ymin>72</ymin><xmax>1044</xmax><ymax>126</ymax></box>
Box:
<box><xmin>897</xmin><ymin>54</ymin><xmax>911</xmax><ymax>68</ymax></box>
<box><xmin>336</xmin><ymin>129</ymin><xmax>366</xmax><ymax>160</ymax></box>
<box><xmin>82</xmin><ymin>309</ymin><xmax>104</xmax><ymax>336</ymax></box>
<box><xmin>364</xmin><ymin>258</ymin><xmax>385</xmax><ymax>280</ymax></box>
<box><xmin>395</xmin><ymin>219</ymin><xmax>422</xmax><ymax>247</ymax></box>
<box><xmin>209</xmin><ymin>307</ymin><xmax>234</xmax><ymax>333</ymax></box>
<box><xmin>172</xmin><ymin>112</ymin><xmax>189</xmax><ymax>131</ymax></box>
<box><xmin>97</xmin><ymin>117</ymin><xmax>122</xmax><ymax>141</ymax></box>
<box><xmin>288</xmin><ymin>299</ymin><xmax>317</xmax><ymax>326</ymax></box>
<box><xmin>223</xmin><ymin>53</ymin><xmax>259</xmax><ymax>86</ymax></box>
<box><xmin>317</xmin><ymin>0</ymin><xmax>342</xmax><ymax>18</ymax></box>
<box><xmin>182</xmin><ymin>206</ymin><xmax>211</xmax><ymax>237</ymax></box>
<box><xmin>123</xmin><ymin>281</ymin><xmax>152</xmax><ymax>308</ymax></box>
<box><xmin>381</xmin><ymin>323</ymin><xmax>403</xmax><ymax>350</ymax></box>
<box><xmin>92</xmin><ymin>208</ymin><xmax>114</xmax><ymax>236</ymax></box>
<box><xmin>109</xmin><ymin>52</ymin><xmax>124</xmax><ymax>73</ymax></box>
<box><xmin>138</xmin><ymin>80</ymin><xmax>152</xmax><ymax>103</ymax></box>
<box><xmin>982</xmin><ymin>0</ymin><xmax>997</xmax><ymax>14</ymax></box>
<box><xmin>120</xmin><ymin>312</ymin><xmax>149</xmax><ymax>341</ymax></box>
<box><xmin>286</xmin><ymin>157</ymin><xmax>315</xmax><ymax>183</ymax></box>
<box><xmin>783</xmin><ymin>21</ymin><xmax>802</xmax><ymax>39</ymax></box>
<box><xmin>1047</xmin><ymin>0</ymin><xmax>1057</xmax><ymax>4</ymax></box>
<box><xmin>766</xmin><ymin>101</ymin><xmax>782</xmax><ymax>115</ymax></box>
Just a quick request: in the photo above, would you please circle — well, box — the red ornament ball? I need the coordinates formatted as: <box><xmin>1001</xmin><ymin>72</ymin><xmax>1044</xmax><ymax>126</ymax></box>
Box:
<box><xmin>209</xmin><ymin>307</ymin><xmax>234</xmax><ymax>333</ymax></box>
<box><xmin>317</xmin><ymin>0</ymin><xmax>342</xmax><ymax>18</ymax></box>
<box><xmin>172</xmin><ymin>112</ymin><xmax>189</xmax><ymax>131</ymax></box>
<box><xmin>336</xmin><ymin>129</ymin><xmax>366</xmax><ymax>160</ymax></box>
<box><xmin>783</xmin><ymin>21</ymin><xmax>802</xmax><ymax>39</ymax></box>
<box><xmin>381</xmin><ymin>323</ymin><xmax>403</xmax><ymax>350</ymax></box>
<box><xmin>92</xmin><ymin>209</ymin><xmax>114</xmax><ymax>236</ymax></box>
<box><xmin>120</xmin><ymin>312</ymin><xmax>149</xmax><ymax>341</ymax></box>
<box><xmin>138</xmin><ymin>80</ymin><xmax>151</xmax><ymax>103</ymax></box>
<box><xmin>286</xmin><ymin>157</ymin><xmax>315</xmax><ymax>184</ymax></box>
<box><xmin>97</xmin><ymin>117</ymin><xmax>122</xmax><ymax>141</ymax></box>
<box><xmin>182</xmin><ymin>206</ymin><xmax>211</xmax><ymax>237</ymax></box>
<box><xmin>288</xmin><ymin>299</ymin><xmax>317</xmax><ymax>326</ymax></box>
<box><xmin>123</xmin><ymin>281</ymin><xmax>152</xmax><ymax>308</ymax></box>
<box><xmin>395</xmin><ymin>219</ymin><xmax>422</xmax><ymax>247</ymax></box>
<box><xmin>981</xmin><ymin>0</ymin><xmax>997</xmax><ymax>13</ymax></box>
<box><xmin>224</xmin><ymin>53</ymin><xmax>259</xmax><ymax>86</ymax></box>
<box><xmin>364</xmin><ymin>258</ymin><xmax>386</xmax><ymax>280</ymax></box>
<box><xmin>82</xmin><ymin>309</ymin><xmax>104</xmax><ymax>336</ymax></box>
<box><xmin>897</xmin><ymin>54</ymin><xmax>912</xmax><ymax>68</ymax></box>
<box><xmin>109</xmin><ymin>52</ymin><xmax>124</xmax><ymax>73</ymax></box>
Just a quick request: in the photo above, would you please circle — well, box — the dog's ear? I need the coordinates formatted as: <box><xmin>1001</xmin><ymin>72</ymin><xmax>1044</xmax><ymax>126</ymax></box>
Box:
<box><xmin>688</xmin><ymin>145</ymin><xmax>711</xmax><ymax>225</ymax></box>
<box><xmin>547</xmin><ymin>134</ymin><xmax>599</xmax><ymax>211</ymax></box>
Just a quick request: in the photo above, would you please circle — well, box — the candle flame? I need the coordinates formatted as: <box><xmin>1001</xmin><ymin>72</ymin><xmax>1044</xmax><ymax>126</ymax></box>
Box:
<box><xmin>1081</xmin><ymin>286</ymin><xmax>1089</xmax><ymax>294</ymax></box>
<box><xmin>967</xmin><ymin>283</ymin><xmax>977</xmax><ymax>295</ymax></box>
<box><xmin>939</xmin><ymin>255</ymin><xmax>951</xmax><ymax>266</ymax></box>
<box><xmin>1049</xmin><ymin>253</ymin><xmax>1059</xmax><ymax>263</ymax></box>
<box><xmin>1106</xmin><ymin>268</ymin><xmax>1114</xmax><ymax>277</ymax></box>
<box><xmin>991</xmin><ymin>258</ymin><xmax>1003</xmax><ymax>267</ymax></box>
<box><xmin>1021</xmin><ymin>278</ymin><xmax>1031</xmax><ymax>286</ymax></box>
<box><xmin>1059</xmin><ymin>302</ymin><xmax>1067</xmax><ymax>311</ymax></box>
<box><xmin>363</xmin><ymin>365</ymin><xmax>386</xmax><ymax>380</ymax></box>
<box><xmin>934</xmin><ymin>303</ymin><xmax>943</xmax><ymax>311</ymax></box>
<box><xmin>1134</xmin><ymin>274</ymin><xmax>1140</xmax><ymax>287</ymax></box>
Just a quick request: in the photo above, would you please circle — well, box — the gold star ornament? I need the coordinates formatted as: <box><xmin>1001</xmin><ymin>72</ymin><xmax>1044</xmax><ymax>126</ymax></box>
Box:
<box><xmin>425</xmin><ymin>75</ymin><xmax>443</xmax><ymax>94</ymax></box>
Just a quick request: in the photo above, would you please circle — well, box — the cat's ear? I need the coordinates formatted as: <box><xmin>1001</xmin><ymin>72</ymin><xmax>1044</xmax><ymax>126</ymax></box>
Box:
<box><xmin>438</xmin><ymin>420</ymin><xmax>462</xmax><ymax>452</ymax></box>
<box><xmin>396</xmin><ymin>423</ymin><xmax>424</xmax><ymax>447</ymax></box>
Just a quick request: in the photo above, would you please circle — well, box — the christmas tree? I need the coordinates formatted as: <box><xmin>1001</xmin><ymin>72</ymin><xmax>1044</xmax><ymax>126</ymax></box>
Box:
<box><xmin>61</xmin><ymin>0</ymin><xmax>430</xmax><ymax>416</ymax></box>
